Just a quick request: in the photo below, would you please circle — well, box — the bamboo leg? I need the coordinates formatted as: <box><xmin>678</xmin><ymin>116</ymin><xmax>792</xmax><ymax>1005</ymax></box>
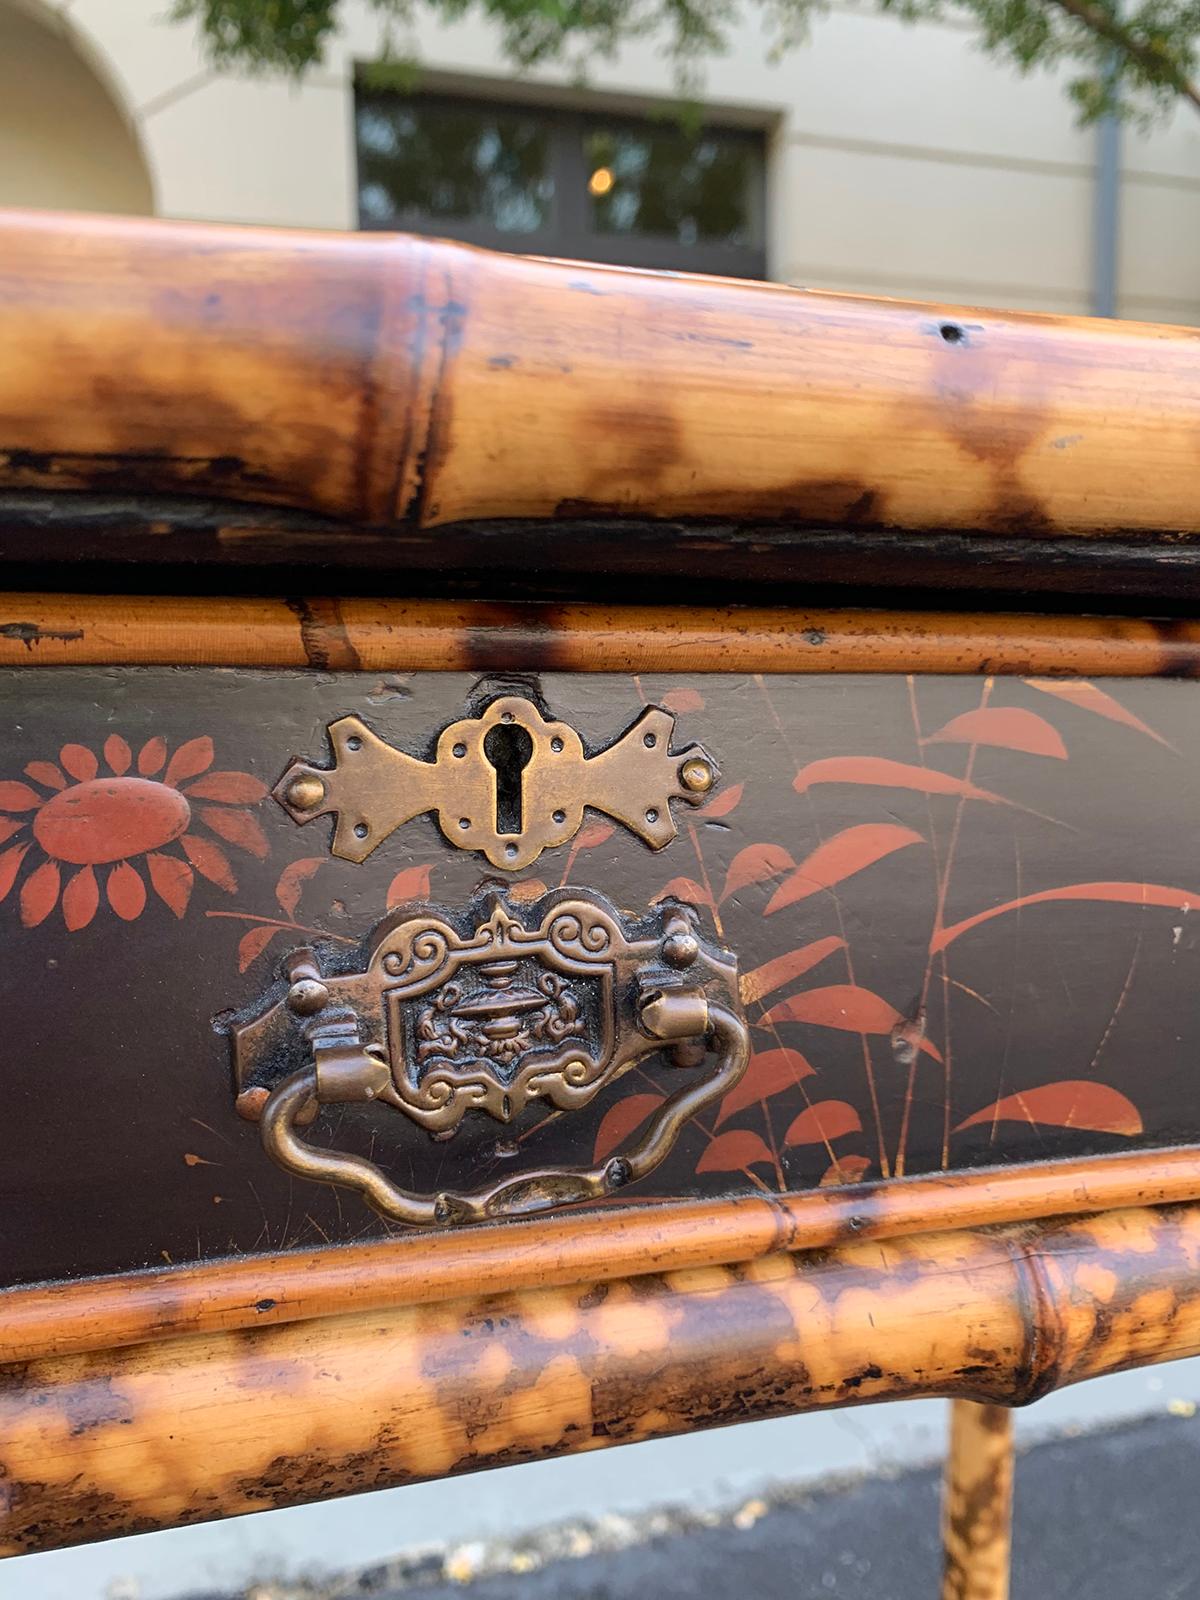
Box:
<box><xmin>940</xmin><ymin>1399</ymin><xmax>1015</xmax><ymax>1600</ymax></box>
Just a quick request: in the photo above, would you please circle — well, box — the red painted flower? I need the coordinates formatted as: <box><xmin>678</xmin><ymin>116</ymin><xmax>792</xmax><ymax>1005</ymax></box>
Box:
<box><xmin>0</xmin><ymin>735</ymin><xmax>269</xmax><ymax>929</ymax></box>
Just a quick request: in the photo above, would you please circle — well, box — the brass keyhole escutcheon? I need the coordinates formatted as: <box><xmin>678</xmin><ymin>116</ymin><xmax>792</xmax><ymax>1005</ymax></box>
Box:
<box><xmin>482</xmin><ymin>718</ymin><xmax>534</xmax><ymax>839</ymax></box>
<box><xmin>274</xmin><ymin>694</ymin><xmax>720</xmax><ymax>871</ymax></box>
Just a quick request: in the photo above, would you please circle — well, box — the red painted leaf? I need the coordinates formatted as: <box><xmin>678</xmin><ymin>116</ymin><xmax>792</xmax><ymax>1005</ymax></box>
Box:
<box><xmin>184</xmin><ymin>771</ymin><xmax>269</xmax><ymax>804</ymax></box>
<box><xmin>696</xmin><ymin>1129</ymin><xmax>776</xmax><ymax>1174</ymax></box>
<box><xmin>654</xmin><ymin>876</ymin><xmax>714</xmax><ymax>911</ymax></box>
<box><xmin>165</xmin><ymin>736</ymin><xmax>214</xmax><ymax>788</ymax></box>
<box><xmin>148</xmin><ymin>853</ymin><xmax>193</xmax><ymax>919</ymax></box>
<box><xmin>181</xmin><ymin>833</ymin><xmax>237</xmax><ymax>893</ymax></box>
<box><xmin>576</xmin><ymin>821</ymin><xmax>615</xmax><ymax>851</ymax></box>
<box><xmin>721</xmin><ymin>842</ymin><xmax>796</xmax><ymax>903</ymax></box>
<box><xmin>59</xmin><ymin>743</ymin><xmax>98</xmax><ymax>782</ymax></box>
<box><xmin>821</xmin><ymin>1155</ymin><xmax>872</xmax><ymax>1187</ymax></box>
<box><xmin>238</xmin><ymin>924</ymin><xmax>280</xmax><ymax>973</ymax></box>
<box><xmin>925</xmin><ymin>706</ymin><xmax>1067</xmax><ymax>760</ymax></box>
<box><xmin>763</xmin><ymin>983</ymin><xmax>899</xmax><ymax>1031</ymax></box>
<box><xmin>700</xmin><ymin>782</ymin><xmax>743</xmax><ymax>820</ymax></box>
<box><xmin>793</xmin><ymin>757</ymin><xmax>1008</xmax><ymax>806</ymax></box>
<box><xmin>104</xmin><ymin>735</ymin><xmax>132</xmax><ymax>776</ymax></box>
<box><xmin>763</xmin><ymin>984</ymin><xmax>942</xmax><ymax>1062</ymax></box>
<box><xmin>276</xmin><ymin>857</ymin><xmax>322</xmax><ymax>917</ymax></box>
<box><xmin>765</xmin><ymin>824</ymin><xmax>924</xmax><ymax>914</ymax></box>
<box><xmin>0</xmin><ymin>782</ymin><xmax>42</xmax><ymax>812</ymax></box>
<box><xmin>740</xmin><ymin>936</ymin><xmax>845</xmax><ymax>1005</ymax></box>
<box><xmin>0</xmin><ymin>818</ymin><xmax>24</xmax><ymax>845</ymax></box>
<box><xmin>387</xmin><ymin>865</ymin><xmax>433</xmax><ymax>909</ymax></box>
<box><xmin>0</xmin><ymin>842</ymin><xmax>30</xmax><ymax>902</ymax></box>
<box><xmin>20</xmin><ymin>860</ymin><xmax>60</xmax><ymax>928</ymax></box>
<box><xmin>1026</xmin><ymin>679</ymin><xmax>1171</xmax><ymax>748</ymax></box>
<box><xmin>785</xmin><ymin>1100</ymin><xmax>862</xmax><ymax>1145</ymax></box>
<box><xmin>662</xmin><ymin>688</ymin><xmax>705</xmax><ymax>714</ymax></box>
<box><xmin>62</xmin><ymin>866</ymin><xmax>99</xmax><ymax>931</ymax></box>
<box><xmin>25</xmin><ymin>761</ymin><xmax>66</xmax><ymax>791</ymax></box>
<box><xmin>200</xmin><ymin>806</ymin><xmax>269</xmax><ymax>859</ymax></box>
<box><xmin>137</xmin><ymin>736</ymin><xmax>167</xmax><ymax>776</ymax></box>
<box><xmin>934</xmin><ymin>881</ymin><xmax>1198</xmax><ymax>953</ymax></box>
<box><xmin>594</xmin><ymin>1094</ymin><xmax>664</xmax><ymax>1162</ymax></box>
<box><xmin>957</xmin><ymin>1082</ymin><xmax>1142</xmax><ymax>1137</ymax></box>
<box><xmin>715</xmin><ymin>1048</ymin><xmax>816</xmax><ymax>1126</ymax></box>
<box><xmin>509</xmin><ymin>878</ymin><xmax>549</xmax><ymax>903</ymax></box>
<box><xmin>107</xmin><ymin>861</ymin><xmax>146</xmax><ymax>921</ymax></box>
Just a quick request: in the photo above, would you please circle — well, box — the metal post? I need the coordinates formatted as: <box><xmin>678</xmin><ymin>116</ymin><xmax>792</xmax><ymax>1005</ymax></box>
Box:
<box><xmin>1093</xmin><ymin>85</ymin><xmax>1122</xmax><ymax>315</ymax></box>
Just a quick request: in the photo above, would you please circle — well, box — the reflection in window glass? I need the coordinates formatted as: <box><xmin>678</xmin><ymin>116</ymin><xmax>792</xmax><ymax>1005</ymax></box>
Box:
<box><xmin>584</xmin><ymin>127</ymin><xmax>754</xmax><ymax>246</ymax></box>
<box><xmin>355</xmin><ymin>88</ymin><xmax>766</xmax><ymax>277</ymax></box>
<box><xmin>357</xmin><ymin>98</ymin><xmax>553</xmax><ymax>235</ymax></box>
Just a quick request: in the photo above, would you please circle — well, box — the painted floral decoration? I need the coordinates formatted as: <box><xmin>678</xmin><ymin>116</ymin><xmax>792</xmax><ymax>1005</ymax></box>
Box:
<box><xmin>0</xmin><ymin>735</ymin><xmax>269</xmax><ymax>928</ymax></box>
<box><xmin>583</xmin><ymin>677</ymin><xmax>1198</xmax><ymax>1189</ymax></box>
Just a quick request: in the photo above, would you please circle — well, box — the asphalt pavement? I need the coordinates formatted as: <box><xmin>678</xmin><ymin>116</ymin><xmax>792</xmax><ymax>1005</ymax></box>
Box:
<box><xmin>188</xmin><ymin>1411</ymin><xmax>1200</xmax><ymax>1600</ymax></box>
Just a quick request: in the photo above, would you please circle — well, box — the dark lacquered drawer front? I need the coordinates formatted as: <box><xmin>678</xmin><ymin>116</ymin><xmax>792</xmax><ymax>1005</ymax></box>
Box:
<box><xmin>2</xmin><ymin>665</ymin><xmax>1197</xmax><ymax>1289</ymax></box>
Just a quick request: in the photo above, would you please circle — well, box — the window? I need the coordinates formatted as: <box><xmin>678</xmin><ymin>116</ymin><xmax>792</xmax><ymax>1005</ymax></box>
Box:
<box><xmin>356</xmin><ymin>88</ymin><xmax>767</xmax><ymax>279</ymax></box>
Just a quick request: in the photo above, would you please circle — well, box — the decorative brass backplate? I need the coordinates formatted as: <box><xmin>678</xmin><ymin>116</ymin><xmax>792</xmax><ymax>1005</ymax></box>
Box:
<box><xmin>273</xmin><ymin>694</ymin><xmax>718</xmax><ymax>870</ymax></box>
<box><xmin>227</xmin><ymin>886</ymin><xmax>748</xmax><ymax>1226</ymax></box>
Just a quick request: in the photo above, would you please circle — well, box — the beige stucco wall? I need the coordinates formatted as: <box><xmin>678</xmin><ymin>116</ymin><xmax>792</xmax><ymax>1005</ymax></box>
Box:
<box><xmin>0</xmin><ymin>2</ymin><xmax>153</xmax><ymax>214</ymax></box>
<box><xmin>6</xmin><ymin>0</ymin><xmax>1199</xmax><ymax>322</ymax></box>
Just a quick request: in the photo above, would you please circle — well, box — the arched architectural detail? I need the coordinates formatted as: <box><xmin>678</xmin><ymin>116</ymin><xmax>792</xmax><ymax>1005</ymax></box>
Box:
<box><xmin>0</xmin><ymin>0</ymin><xmax>156</xmax><ymax>214</ymax></box>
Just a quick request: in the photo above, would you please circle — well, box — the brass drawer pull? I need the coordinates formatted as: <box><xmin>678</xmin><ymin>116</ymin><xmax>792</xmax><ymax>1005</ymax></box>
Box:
<box><xmin>228</xmin><ymin>887</ymin><xmax>749</xmax><ymax>1226</ymax></box>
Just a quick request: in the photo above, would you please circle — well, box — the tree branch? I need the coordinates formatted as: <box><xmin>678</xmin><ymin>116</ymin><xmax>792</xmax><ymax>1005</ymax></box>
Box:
<box><xmin>1044</xmin><ymin>0</ymin><xmax>1200</xmax><ymax>113</ymax></box>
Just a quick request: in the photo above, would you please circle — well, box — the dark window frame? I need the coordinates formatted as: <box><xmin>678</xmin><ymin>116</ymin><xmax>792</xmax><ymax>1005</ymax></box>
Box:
<box><xmin>355</xmin><ymin>85</ymin><xmax>768</xmax><ymax>279</ymax></box>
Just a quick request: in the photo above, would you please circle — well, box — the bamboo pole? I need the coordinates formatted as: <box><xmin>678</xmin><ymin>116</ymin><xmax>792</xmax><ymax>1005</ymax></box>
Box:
<box><xmin>8</xmin><ymin>593</ymin><xmax>1200</xmax><ymax>676</ymax></box>
<box><xmin>941</xmin><ymin>1400</ymin><xmax>1015</xmax><ymax>1600</ymax></box>
<box><xmin>3</xmin><ymin>1203</ymin><xmax>1200</xmax><ymax>1556</ymax></box>
<box><xmin>6</xmin><ymin>1147</ymin><xmax>1200</xmax><ymax>1366</ymax></box>
<box><xmin>5</xmin><ymin>210</ymin><xmax>1200</xmax><ymax>542</ymax></box>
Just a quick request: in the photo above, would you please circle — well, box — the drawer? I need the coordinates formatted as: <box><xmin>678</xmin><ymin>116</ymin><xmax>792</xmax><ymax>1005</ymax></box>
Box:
<box><xmin>3</xmin><ymin>608</ymin><xmax>1200</xmax><ymax>1293</ymax></box>
<box><xmin>4</xmin><ymin>598</ymin><xmax>1200</xmax><ymax>1560</ymax></box>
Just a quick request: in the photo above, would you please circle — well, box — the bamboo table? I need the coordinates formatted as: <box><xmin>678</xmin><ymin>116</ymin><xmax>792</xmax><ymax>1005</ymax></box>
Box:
<box><xmin>2</xmin><ymin>210</ymin><xmax>1200</xmax><ymax>1596</ymax></box>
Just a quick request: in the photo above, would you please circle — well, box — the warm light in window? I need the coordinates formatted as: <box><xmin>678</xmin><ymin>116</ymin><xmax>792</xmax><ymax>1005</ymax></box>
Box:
<box><xmin>587</xmin><ymin>165</ymin><xmax>615</xmax><ymax>197</ymax></box>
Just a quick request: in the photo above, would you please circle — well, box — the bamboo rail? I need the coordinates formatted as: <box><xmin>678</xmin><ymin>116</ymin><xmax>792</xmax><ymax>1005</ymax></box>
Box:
<box><xmin>2</xmin><ymin>1202</ymin><xmax>1199</xmax><ymax>1556</ymax></box>
<box><xmin>3</xmin><ymin>210</ymin><xmax>1200</xmax><ymax>545</ymax></box>
<box><xmin>5</xmin><ymin>593</ymin><xmax>1200</xmax><ymax>674</ymax></box>
<box><xmin>6</xmin><ymin>1147</ymin><xmax>1200</xmax><ymax>1366</ymax></box>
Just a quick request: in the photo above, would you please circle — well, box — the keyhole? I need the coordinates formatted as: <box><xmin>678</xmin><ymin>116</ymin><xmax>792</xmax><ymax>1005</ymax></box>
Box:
<box><xmin>483</xmin><ymin>722</ymin><xmax>534</xmax><ymax>837</ymax></box>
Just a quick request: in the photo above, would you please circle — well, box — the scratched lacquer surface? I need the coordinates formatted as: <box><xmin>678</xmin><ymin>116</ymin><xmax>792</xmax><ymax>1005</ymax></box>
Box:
<box><xmin>1</xmin><ymin>669</ymin><xmax>1198</xmax><ymax>1288</ymax></box>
